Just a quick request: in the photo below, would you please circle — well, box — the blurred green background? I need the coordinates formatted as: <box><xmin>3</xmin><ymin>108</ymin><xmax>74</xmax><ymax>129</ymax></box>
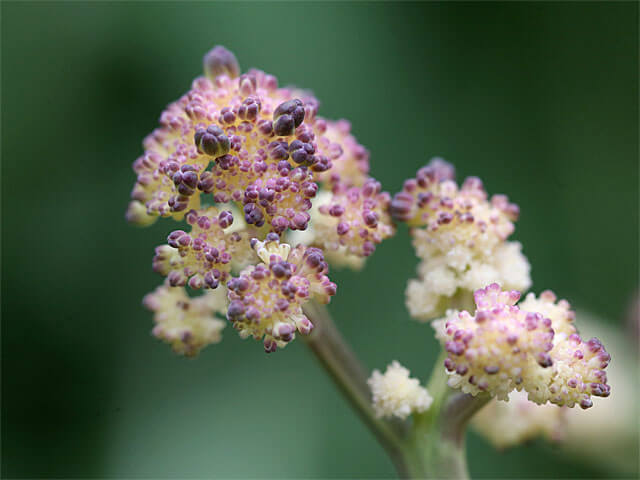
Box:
<box><xmin>2</xmin><ymin>1</ymin><xmax>638</xmax><ymax>478</ymax></box>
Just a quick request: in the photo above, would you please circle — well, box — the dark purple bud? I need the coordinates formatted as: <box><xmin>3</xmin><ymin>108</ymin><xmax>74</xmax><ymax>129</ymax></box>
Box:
<box><xmin>273</xmin><ymin>115</ymin><xmax>295</xmax><ymax>137</ymax></box>
<box><xmin>218</xmin><ymin>210</ymin><xmax>233</xmax><ymax>228</ymax></box>
<box><xmin>267</xmin><ymin>140</ymin><xmax>289</xmax><ymax>160</ymax></box>
<box><xmin>309</xmin><ymin>155</ymin><xmax>331</xmax><ymax>172</ymax></box>
<box><xmin>238</xmin><ymin>97</ymin><xmax>261</xmax><ymax>122</ymax></box>
<box><xmin>258</xmin><ymin>119</ymin><xmax>273</xmax><ymax>136</ymax></box>
<box><xmin>227</xmin><ymin>300</ymin><xmax>245</xmax><ymax>320</ymax></box>
<box><xmin>289</xmin><ymin>139</ymin><xmax>315</xmax><ymax>165</ymax></box>
<box><xmin>243</xmin><ymin>203</ymin><xmax>265</xmax><ymax>227</ymax></box>
<box><xmin>273</xmin><ymin>99</ymin><xmax>305</xmax><ymax>127</ymax></box>
<box><xmin>195</xmin><ymin>125</ymin><xmax>231</xmax><ymax>158</ymax></box>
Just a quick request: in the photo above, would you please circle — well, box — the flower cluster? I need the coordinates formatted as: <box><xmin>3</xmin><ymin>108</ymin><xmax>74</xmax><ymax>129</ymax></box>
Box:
<box><xmin>393</xmin><ymin>158</ymin><xmax>531</xmax><ymax>321</ymax></box>
<box><xmin>368</xmin><ymin>361</ymin><xmax>433</xmax><ymax>419</ymax></box>
<box><xmin>227</xmin><ymin>237</ymin><xmax>336</xmax><ymax>352</ymax></box>
<box><xmin>128</xmin><ymin>46</ymin><xmax>394</xmax><ymax>354</ymax></box>
<box><xmin>304</xmin><ymin>179</ymin><xmax>395</xmax><ymax>267</ymax></box>
<box><xmin>436</xmin><ymin>284</ymin><xmax>611</xmax><ymax>409</ymax></box>
<box><xmin>144</xmin><ymin>282</ymin><xmax>227</xmax><ymax>356</ymax></box>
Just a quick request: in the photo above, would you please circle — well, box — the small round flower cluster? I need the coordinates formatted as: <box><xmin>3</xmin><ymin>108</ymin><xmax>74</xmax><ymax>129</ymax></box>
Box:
<box><xmin>437</xmin><ymin>283</ymin><xmax>611</xmax><ymax>409</ymax></box>
<box><xmin>128</xmin><ymin>46</ymin><xmax>395</xmax><ymax>354</ymax></box>
<box><xmin>143</xmin><ymin>282</ymin><xmax>227</xmax><ymax>356</ymax></box>
<box><xmin>313</xmin><ymin>179</ymin><xmax>395</xmax><ymax>258</ymax></box>
<box><xmin>393</xmin><ymin>158</ymin><xmax>531</xmax><ymax>321</ymax></box>
<box><xmin>472</xmin><ymin>390</ymin><xmax>567</xmax><ymax>449</ymax></box>
<box><xmin>152</xmin><ymin>207</ymin><xmax>254</xmax><ymax>289</ymax></box>
<box><xmin>367</xmin><ymin>361</ymin><xmax>433</xmax><ymax>419</ymax></box>
<box><xmin>227</xmin><ymin>237</ymin><xmax>336</xmax><ymax>352</ymax></box>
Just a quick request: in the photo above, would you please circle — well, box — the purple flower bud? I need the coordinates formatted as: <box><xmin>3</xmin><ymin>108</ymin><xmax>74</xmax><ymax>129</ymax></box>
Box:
<box><xmin>203</xmin><ymin>45</ymin><xmax>240</xmax><ymax>79</ymax></box>
<box><xmin>194</xmin><ymin>125</ymin><xmax>231</xmax><ymax>158</ymax></box>
<box><xmin>273</xmin><ymin>99</ymin><xmax>305</xmax><ymax>131</ymax></box>
<box><xmin>227</xmin><ymin>300</ymin><xmax>245</xmax><ymax>321</ymax></box>
<box><xmin>217</xmin><ymin>211</ymin><xmax>233</xmax><ymax>229</ymax></box>
<box><xmin>363</xmin><ymin>210</ymin><xmax>379</xmax><ymax>228</ymax></box>
<box><xmin>237</xmin><ymin>97</ymin><xmax>261</xmax><ymax>122</ymax></box>
<box><xmin>273</xmin><ymin>115</ymin><xmax>295</xmax><ymax>137</ymax></box>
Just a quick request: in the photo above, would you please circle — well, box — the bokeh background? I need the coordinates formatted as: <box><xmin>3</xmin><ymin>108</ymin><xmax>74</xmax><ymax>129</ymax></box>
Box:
<box><xmin>2</xmin><ymin>1</ymin><xmax>638</xmax><ymax>478</ymax></box>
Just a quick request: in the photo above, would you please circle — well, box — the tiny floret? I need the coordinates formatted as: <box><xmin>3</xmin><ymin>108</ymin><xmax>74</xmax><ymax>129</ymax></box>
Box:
<box><xmin>144</xmin><ymin>282</ymin><xmax>227</xmax><ymax>356</ymax></box>
<box><xmin>437</xmin><ymin>284</ymin><xmax>611</xmax><ymax>408</ymax></box>
<box><xmin>368</xmin><ymin>361</ymin><xmax>433</xmax><ymax>419</ymax></box>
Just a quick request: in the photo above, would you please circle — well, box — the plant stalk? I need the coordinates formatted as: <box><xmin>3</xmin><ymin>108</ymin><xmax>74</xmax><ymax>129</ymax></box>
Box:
<box><xmin>408</xmin><ymin>351</ymin><xmax>491</xmax><ymax>479</ymax></box>
<box><xmin>302</xmin><ymin>302</ymin><xmax>410</xmax><ymax>477</ymax></box>
<box><xmin>302</xmin><ymin>304</ymin><xmax>490</xmax><ymax>479</ymax></box>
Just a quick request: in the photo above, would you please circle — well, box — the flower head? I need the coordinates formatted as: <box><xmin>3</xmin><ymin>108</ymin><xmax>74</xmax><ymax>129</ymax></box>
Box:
<box><xmin>144</xmin><ymin>282</ymin><xmax>227</xmax><ymax>356</ymax></box>
<box><xmin>226</xmin><ymin>237</ymin><xmax>336</xmax><ymax>352</ymax></box>
<box><xmin>313</xmin><ymin>178</ymin><xmax>395</xmax><ymax>258</ymax></box>
<box><xmin>395</xmin><ymin>158</ymin><xmax>530</xmax><ymax>321</ymax></box>
<box><xmin>126</xmin><ymin>46</ymin><xmax>367</xmax><ymax>233</ymax></box>
<box><xmin>368</xmin><ymin>361</ymin><xmax>433</xmax><ymax>419</ymax></box>
<box><xmin>129</xmin><ymin>46</ymin><xmax>394</xmax><ymax>353</ymax></box>
<box><xmin>437</xmin><ymin>284</ymin><xmax>611</xmax><ymax>409</ymax></box>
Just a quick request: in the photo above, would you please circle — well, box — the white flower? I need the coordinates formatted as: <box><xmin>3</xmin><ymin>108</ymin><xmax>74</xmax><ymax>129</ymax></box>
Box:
<box><xmin>368</xmin><ymin>361</ymin><xmax>433</xmax><ymax>419</ymax></box>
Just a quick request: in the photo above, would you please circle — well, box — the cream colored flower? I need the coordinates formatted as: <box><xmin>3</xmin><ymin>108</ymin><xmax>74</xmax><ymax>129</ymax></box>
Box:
<box><xmin>368</xmin><ymin>361</ymin><xmax>433</xmax><ymax>419</ymax></box>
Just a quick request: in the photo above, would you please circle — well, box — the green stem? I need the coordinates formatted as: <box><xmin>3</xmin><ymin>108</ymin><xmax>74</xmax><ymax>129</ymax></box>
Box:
<box><xmin>302</xmin><ymin>302</ymin><xmax>410</xmax><ymax>477</ymax></box>
<box><xmin>302</xmin><ymin>305</ymin><xmax>489</xmax><ymax>479</ymax></box>
<box><xmin>407</xmin><ymin>351</ymin><xmax>491</xmax><ymax>479</ymax></box>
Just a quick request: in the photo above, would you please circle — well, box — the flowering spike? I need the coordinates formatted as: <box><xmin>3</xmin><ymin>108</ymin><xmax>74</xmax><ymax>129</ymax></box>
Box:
<box><xmin>368</xmin><ymin>361</ymin><xmax>433</xmax><ymax>419</ymax></box>
<box><xmin>144</xmin><ymin>282</ymin><xmax>227</xmax><ymax>356</ymax></box>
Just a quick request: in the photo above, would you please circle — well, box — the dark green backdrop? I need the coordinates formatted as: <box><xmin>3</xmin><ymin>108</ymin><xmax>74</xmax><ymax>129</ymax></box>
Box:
<box><xmin>2</xmin><ymin>2</ymin><xmax>638</xmax><ymax>478</ymax></box>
